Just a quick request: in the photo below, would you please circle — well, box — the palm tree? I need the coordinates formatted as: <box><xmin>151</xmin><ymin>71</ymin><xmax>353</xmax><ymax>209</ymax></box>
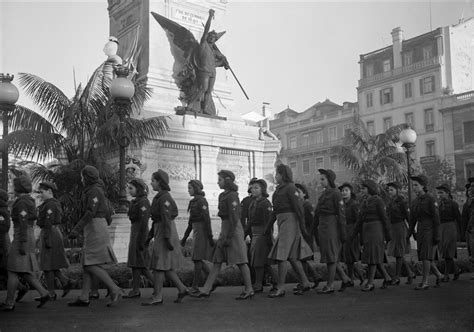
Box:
<box><xmin>7</xmin><ymin>62</ymin><xmax>168</xmax><ymax>163</ymax></box>
<box><xmin>331</xmin><ymin>117</ymin><xmax>408</xmax><ymax>183</ymax></box>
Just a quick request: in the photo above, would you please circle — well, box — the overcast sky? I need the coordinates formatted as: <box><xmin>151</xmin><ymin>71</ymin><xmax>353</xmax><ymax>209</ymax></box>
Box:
<box><xmin>0</xmin><ymin>0</ymin><xmax>471</xmax><ymax>115</ymax></box>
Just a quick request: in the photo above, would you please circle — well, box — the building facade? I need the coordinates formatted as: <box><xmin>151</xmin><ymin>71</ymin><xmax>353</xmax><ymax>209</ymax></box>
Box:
<box><xmin>270</xmin><ymin>99</ymin><xmax>358</xmax><ymax>189</ymax></box>
<box><xmin>440</xmin><ymin>90</ymin><xmax>474</xmax><ymax>188</ymax></box>
<box><xmin>357</xmin><ymin>19</ymin><xmax>474</xmax><ymax>164</ymax></box>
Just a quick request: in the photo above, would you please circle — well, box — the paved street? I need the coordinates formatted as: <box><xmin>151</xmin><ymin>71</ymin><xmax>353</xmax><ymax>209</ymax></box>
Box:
<box><xmin>0</xmin><ymin>275</ymin><xmax>471</xmax><ymax>332</ymax></box>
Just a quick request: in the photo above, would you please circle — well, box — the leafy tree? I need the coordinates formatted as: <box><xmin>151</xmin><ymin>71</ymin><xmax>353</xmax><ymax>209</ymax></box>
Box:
<box><xmin>421</xmin><ymin>158</ymin><xmax>455</xmax><ymax>191</ymax></box>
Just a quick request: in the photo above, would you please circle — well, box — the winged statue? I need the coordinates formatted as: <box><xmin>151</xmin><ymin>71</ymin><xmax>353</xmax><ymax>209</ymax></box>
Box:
<box><xmin>151</xmin><ymin>9</ymin><xmax>229</xmax><ymax>116</ymax></box>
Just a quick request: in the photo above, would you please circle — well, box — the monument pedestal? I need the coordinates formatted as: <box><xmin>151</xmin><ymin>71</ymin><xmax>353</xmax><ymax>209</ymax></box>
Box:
<box><xmin>108</xmin><ymin>213</ymin><xmax>130</xmax><ymax>263</ymax></box>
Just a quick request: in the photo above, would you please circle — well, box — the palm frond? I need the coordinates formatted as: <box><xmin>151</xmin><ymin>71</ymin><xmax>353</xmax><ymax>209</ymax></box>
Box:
<box><xmin>130</xmin><ymin>76</ymin><xmax>153</xmax><ymax>114</ymax></box>
<box><xmin>330</xmin><ymin>145</ymin><xmax>362</xmax><ymax>172</ymax></box>
<box><xmin>17</xmin><ymin>73</ymin><xmax>71</xmax><ymax>127</ymax></box>
<box><xmin>7</xmin><ymin>130</ymin><xmax>68</xmax><ymax>160</ymax></box>
<box><xmin>9</xmin><ymin>105</ymin><xmax>58</xmax><ymax>134</ymax></box>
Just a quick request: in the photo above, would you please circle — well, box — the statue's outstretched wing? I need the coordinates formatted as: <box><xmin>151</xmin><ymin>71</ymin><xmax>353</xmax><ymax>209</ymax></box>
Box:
<box><xmin>151</xmin><ymin>12</ymin><xmax>199</xmax><ymax>106</ymax></box>
<box><xmin>151</xmin><ymin>12</ymin><xmax>198</xmax><ymax>63</ymax></box>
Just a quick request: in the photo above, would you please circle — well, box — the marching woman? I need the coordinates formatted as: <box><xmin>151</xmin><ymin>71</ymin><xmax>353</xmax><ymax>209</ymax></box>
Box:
<box><xmin>123</xmin><ymin>178</ymin><xmax>154</xmax><ymax>299</ymax></box>
<box><xmin>0</xmin><ymin>189</ymin><xmax>11</xmax><ymax>291</ymax></box>
<box><xmin>266</xmin><ymin>165</ymin><xmax>313</xmax><ymax>298</ymax></box>
<box><xmin>352</xmin><ymin>180</ymin><xmax>392</xmax><ymax>291</ymax></box>
<box><xmin>314</xmin><ymin>169</ymin><xmax>351</xmax><ymax>294</ymax></box>
<box><xmin>180</xmin><ymin>179</ymin><xmax>213</xmax><ymax>296</ymax></box>
<box><xmin>67</xmin><ymin>166</ymin><xmax>122</xmax><ymax>307</ymax></box>
<box><xmin>409</xmin><ymin>175</ymin><xmax>443</xmax><ymax>290</ymax></box>
<box><xmin>142</xmin><ymin>170</ymin><xmax>189</xmax><ymax>305</ymax></box>
<box><xmin>294</xmin><ymin>183</ymin><xmax>320</xmax><ymax>292</ymax></box>
<box><xmin>247</xmin><ymin>179</ymin><xmax>277</xmax><ymax>293</ymax></box>
<box><xmin>386</xmin><ymin>182</ymin><xmax>415</xmax><ymax>285</ymax></box>
<box><xmin>197</xmin><ymin>170</ymin><xmax>254</xmax><ymax>300</ymax></box>
<box><xmin>3</xmin><ymin>176</ymin><xmax>50</xmax><ymax>311</ymax></box>
<box><xmin>461</xmin><ymin>183</ymin><xmax>474</xmax><ymax>280</ymax></box>
<box><xmin>338</xmin><ymin>182</ymin><xmax>363</xmax><ymax>290</ymax></box>
<box><xmin>37</xmin><ymin>182</ymin><xmax>73</xmax><ymax>300</ymax></box>
<box><xmin>435</xmin><ymin>184</ymin><xmax>462</xmax><ymax>282</ymax></box>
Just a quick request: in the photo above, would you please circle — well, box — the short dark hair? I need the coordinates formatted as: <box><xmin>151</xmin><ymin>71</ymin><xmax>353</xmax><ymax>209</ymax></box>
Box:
<box><xmin>276</xmin><ymin>164</ymin><xmax>293</xmax><ymax>183</ymax></box>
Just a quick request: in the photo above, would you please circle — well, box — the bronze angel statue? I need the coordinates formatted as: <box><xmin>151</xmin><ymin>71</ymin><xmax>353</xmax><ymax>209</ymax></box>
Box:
<box><xmin>151</xmin><ymin>9</ymin><xmax>229</xmax><ymax>116</ymax></box>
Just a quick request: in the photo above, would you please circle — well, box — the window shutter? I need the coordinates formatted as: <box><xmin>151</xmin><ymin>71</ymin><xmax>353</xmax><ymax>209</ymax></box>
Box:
<box><xmin>419</xmin><ymin>79</ymin><xmax>423</xmax><ymax>95</ymax></box>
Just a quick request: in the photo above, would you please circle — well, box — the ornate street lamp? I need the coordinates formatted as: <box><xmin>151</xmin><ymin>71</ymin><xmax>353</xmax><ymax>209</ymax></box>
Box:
<box><xmin>0</xmin><ymin>74</ymin><xmax>19</xmax><ymax>190</ymax></box>
<box><xmin>110</xmin><ymin>66</ymin><xmax>135</xmax><ymax>213</ymax></box>
<box><xmin>400</xmin><ymin>127</ymin><xmax>417</xmax><ymax>209</ymax></box>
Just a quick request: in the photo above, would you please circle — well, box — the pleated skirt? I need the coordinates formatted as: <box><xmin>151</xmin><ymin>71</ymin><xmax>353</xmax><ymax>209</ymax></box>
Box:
<box><xmin>39</xmin><ymin>226</ymin><xmax>69</xmax><ymax>271</ymax></box>
<box><xmin>439</xmin><ymin>222</ymin><xmax>457</xmax><ymax>259</ymax></box>
<box><xmin>7</xmin><ymin>226</ymin><xmax>39</xmax><ymax>273</ymax></box>
<box><xmin>387</xmin><ymin>222</ymin><xmax>409</xmax><ymax>258</ymax></box>
<box><xmin>149</xmin><ymin>219</ymin><xmax>184</xmax><ymax>271</ymax></box>
<box><xmin>191</xmin><ymin>222</ymin><xmax>213</xmax><ymax>261</ymax></box>
<box><xmin>0</xmin><ymin>233</ymin><xmax>10</xmax><ymax>269</ymax></box>
<box><xmin>318</xmin><ymin>215</ymin><xmax>341</xmax><ymax>264</ymax></box>
<box><xmin>82</xmin><ymin>218</ymin><xmax>117</xmax><ymax>266</ymax></box>
<box><xmin>250</xmin><ymin>225</ymin><xmax>272</xmax><ymax>267</ymax></box>
<box><xmin>127</xmin><ymin>222</ymin><xmax>149</xmax><ymax>268</ymax></box>
<box><xmin>342</xmin><ymin>223</ymin><xmax>360</xmax><ymax>264</ymax></box>
<box><xmin>416</xmin><ymin>219</ymin><xmax>436</xmax><ymax>261</ymax></box>
<box><xmin>213</xmin><ymin>219</ymin><xmax>248</xmax><ymax>265</ymax></box>
<box><xmin>268</xmin><ymin>212</ymin><xmax>313</xmax><ymax>262</ymax></box>
<box><xmin>361</xmin><ymin>221</ymin><xmax>385</xmax><ymax>265</ymax></box>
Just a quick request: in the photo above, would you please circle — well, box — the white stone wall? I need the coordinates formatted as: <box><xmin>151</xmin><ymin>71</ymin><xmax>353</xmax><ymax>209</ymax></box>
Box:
<box><xmin>448</xmin><ymin>19</ymin><xmax>474</xmax><ymax>93</ymax></box>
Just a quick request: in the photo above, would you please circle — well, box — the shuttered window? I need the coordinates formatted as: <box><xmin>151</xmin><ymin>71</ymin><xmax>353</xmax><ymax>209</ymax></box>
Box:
<box><xmin>464</xmin><ymin>121</ymin><xmax>474</xmax><ymax>144</ymax></box>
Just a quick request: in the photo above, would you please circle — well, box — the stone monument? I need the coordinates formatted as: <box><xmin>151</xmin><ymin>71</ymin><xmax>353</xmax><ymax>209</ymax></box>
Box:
<box><xmin>107</xmin><ymin>0</ymin><xmax>280</xmax><ymax>262</ymax></box>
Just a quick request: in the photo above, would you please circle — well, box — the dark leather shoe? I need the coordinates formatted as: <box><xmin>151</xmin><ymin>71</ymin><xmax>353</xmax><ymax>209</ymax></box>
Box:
<box><xmin>62</xmin><ymin>280</ymin><xmax>73</xmax><ymax>298</ymax></box>
<box><xmin>68</xmin><ymin>298</ymin><xmax>90</xmax><ymax>307</ymax></box>
<box><xmin>235</xmin><ymin>291</ymin><xmax>255</xmax><ymax>300</ymax></box>
<box><xmin>361</xmin><ymin>284</ymin><xmax>375</xmax><ymax>292</ymax></box>
<box><xmin>141</xmin><ymin>298</ymin><xmax>163</xmax><ymax>306</ymax></box>
<box><xmin>123</xmin><ymin>290</ymin><xmax>141</xmax><ymax>299</ymax></box>
<box><xmin>317</xmin><ymin>286</ymin><xmax>335</xmax><ymax>294</ymax></box>
<box><xmin>174</xmin><ymin>289</ymin><xmax>189</xmax><ymax>303</ymax></box>
<box><xmin>35</xmin><ymin>293</ymin><xmax>57</xmax><ymax>302</ymax></box>
<box><xmin>453</xmin><ymin>270</ymin><xmax>461</xmax><ymax>281</ymax></box>
<box><xmin>16</xmin><ymin>287</ymin><xmax>28</xmax><ymax>303</ymax></box>
<box><xmin>37</xmin><ymin>294</ymin><xmax>50</xmax><ymax>308</ymax></box>
<box><xmin>89</xmin><ymin>292</ymin><xmax>100</xmax><ymax>300</ymax></box>
<box><xmin>268</xmin><ymin>289</ymin><xmax>286</xmax><ymax>298</ymax></box>
<box><xmin>197</xmin><ymin>291</ymin><xmax>211</xmax><ymax>298</ymax></box>
<box><xmin>106</xmin><ymin>292</ymin><xmax>122</xmax><ymax>307</ymax></box>
<box><xmin>293</xmin><ymin>285</ymin><xmax>310</xmax><ymax>295</ymax></box>
<box><xmin>414</xmin><ymin>283</ymin><xmax>429</xmax><ymax>290</ymax></box>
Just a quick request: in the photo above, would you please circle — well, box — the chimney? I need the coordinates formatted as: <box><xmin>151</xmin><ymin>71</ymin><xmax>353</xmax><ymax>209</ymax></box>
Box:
<box><xmin>391</xmin><ymin>27</ymin><xmax>403</xmax><ymax>68</ymax></box>
<box><xmin>262</xmin><ymin>102</ymin><xmax>272</xmax><ymax>120</ymax></box>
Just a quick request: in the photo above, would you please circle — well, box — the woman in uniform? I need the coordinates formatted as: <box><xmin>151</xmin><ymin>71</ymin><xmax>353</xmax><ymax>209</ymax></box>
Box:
<box><xmin>3</xmin><ymin>176</ymin><xmax>50</xmax><ymax>311</ymax></box>
<box><xmin>197</xmin><ymin>170</ymin><xmax>254</xmax><ymax>300</ymax></box>
<box><xmin>314</xmin><ymin>169</ymin><xmax>351</xmax><ymax>294</ymax></box>
<box><xmin>37</xmin><ymin>182</ymin><xmax>72</xmax><ymax>300</ymax></box>
<box><xmin>386</xmin><ymin>182</ymin><xmax>415</xmax><ymax>285</ymax></box>
<box><xmin>294</xmin><ymin>183</ymin><xmax>320</xmax><ymax>292</ymax></box>
<box><xmin>266</xmin><ymin>165</ymin><xmax>313</xmax><ymax>298</ymax></box>
<box><xmin>247</xmin><ymin>179</ymin><xmax>277</xmax><ymax>293</ymax></box>
<box><xmin>142</xmin><ymin>170</ymin><xmax>189</xmax><ymax>305</ymax></box>
<box><xmin>352</xmin><ymin>180</ymin><xmax>392</xmax><ymax>291</ymax></box>
<box><xmin>123</xmin><ymin>178</ymin><xmax>154</xmax><ymax>299</ymax></box>
<box><xmin>67</xmin><ymin>166</ymin><xmax>122</xmax><ymax>307</ymax></box>
<box><xmin>338</xmin><ymin>182</ymin><xmax>363</xmax><ymax>290</ymax></box>
<box><xmin>435</xmin><ymin>184</ymin><xmax>462</xmax><ymax>282</ymax></box>
<box><xmin>409</xmin><ymin>175</ymin><xmax>443</xmax><ymax>290</ymax></box>
<box><xmin>180</xmin><ymin>180</ymin><xmax>213</xmax><ymax>296</ymax></box>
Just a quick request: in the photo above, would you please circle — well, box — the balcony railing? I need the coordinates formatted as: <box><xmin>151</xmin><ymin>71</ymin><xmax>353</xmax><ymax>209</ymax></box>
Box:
<box><xmin>359</xmin><ymin>56</ymin><xmax>441</xmax><ymax>87</ymax></box>
<box><xmin>281</xmin><ymin>138</ymin><xmax>345</xmax><ymax>155</ymax></box>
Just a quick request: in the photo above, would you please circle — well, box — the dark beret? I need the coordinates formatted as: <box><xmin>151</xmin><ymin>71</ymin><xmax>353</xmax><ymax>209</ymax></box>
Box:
<box><xmin>218</xmin><ymin>170</ymin><xmax>235</xmax><ymax>182</ymax></box>
<box><xmin>39</xmin><ymin>181</ymin><xmax>58</xmax><ymax>192</ymax></box>
<box><xmin>386</xmin><ymin>182</ymin><xmax>400</xmax><ymax>190</ymax></box>
<box><xmin>14</xmin><ymin>175</ymin><xmax>32</xmax><ymax>194</ymax></box>
<box><xmin>154</xmin><ymin>169</ymin><xmax>169</xmax><ymax>185</ymax></box>
<box><xmin>188</xmin><ymin>179</ymin><xmax>203</xmax><ymax>190</ymax></box>
<box><xmin>362</xmin><ymin>179</ymin><xmax>379</xmax><ymax>195</ymax></box>
<box><xmin>411</xmin><ymin>175</ymin><xmax>428</xmax><ymax>187</ymax></box>
<box><xmin>318</xmin><ymin>169</ymin><xmax>336</xmax><ymax>183</ymax></box>
<box><xmin>254</xmin><ymin>179</ymin><xmax>268</xmax><ymax>191</ymax></box>
<box><xmin>338</xmin><ymin>182</ymin><xmax>354</xmax><ymax>192</ymax></box>
<box><xmin>435</xmin><ymin>183</ymin><xmax>451</xmax><ymax>194</ymax></box>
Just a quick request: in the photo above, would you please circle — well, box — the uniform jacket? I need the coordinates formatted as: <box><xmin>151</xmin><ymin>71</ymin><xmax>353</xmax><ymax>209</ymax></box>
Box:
<box><xmin>387</xmin><ymin>195</ymin><xmax>409</xmax><ymax>224</ymax></box>
<box><xmin>353</xmin><ymin>195</ymin><xmax>391</xmax><ymax>241</ymax></box>
<box><xmin>344</xmin><ymin>198</ymin><xmax>359</xmax><ymax>225</ymax></box>
<box><xmin>409</xmin><ymin>193</ymin><xmax>440</xmax><ymax>242</ymax></box>
<box><xmin>128</xmin><ymin>195</ymin><xmax>151</xmax><ymax>247</ymax></box>
<box><xmin>314</xmin><ymin>187</ymin><xmax>346</xmax><ymax>239</ymax></box>
<box><xmin>150</xmin><ymin>190</ymin><xmax>178</xmax><ymax>239</ymax></box>
<box><xmin>218</xmin><ymin>190</ymin><xmax>240</xmax><ymax>239</ymax></box>
<box><xmin>183</xmin><ymin>195</ymin><xmax>213</xmax><ymax>241</ymax></box>
<box><xmin>12</xmin><ymin>194</ymin><xmax>37</xmax><ymax>243</ymax></box>
<box><xmin>72</xmin><ymin>183</ymin><xmax>110</xmax><ymax>234</ymax></box>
